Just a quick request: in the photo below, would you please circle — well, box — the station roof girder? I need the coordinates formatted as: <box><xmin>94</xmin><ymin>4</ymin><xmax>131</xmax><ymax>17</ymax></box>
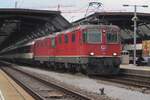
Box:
<box><xmin>0</xmin><ymin>8</ymin><xmax>71</xmax><ymax>51</ymax></box>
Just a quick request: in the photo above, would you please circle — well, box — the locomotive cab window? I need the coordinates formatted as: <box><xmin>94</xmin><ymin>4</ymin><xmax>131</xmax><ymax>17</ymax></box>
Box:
<box><xmin>107</xmin><ymin>31</ymin><xmax>118</xmax><ymax>43</ymax></box>
<box><xmin>86</xmin><ymin>28</ymin><xmax>101</xmax><ymax>43</ymax></box>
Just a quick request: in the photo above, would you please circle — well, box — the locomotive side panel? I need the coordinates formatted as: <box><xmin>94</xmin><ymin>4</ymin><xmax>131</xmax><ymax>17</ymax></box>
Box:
<box><xmin>54</xmin><ymin>29</ymin><xmax>84</xmax><ymax>63</ymax></box>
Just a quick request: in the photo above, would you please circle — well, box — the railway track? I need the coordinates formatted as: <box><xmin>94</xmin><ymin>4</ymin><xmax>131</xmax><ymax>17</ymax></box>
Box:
<box><xmin>94</xmin><ymin>74</ymin><xmax>150</xmax><ymax>90</ymax></box>
<box><xmin>1</xmin><ymin>61</ymin><xmax>150</xmax><ymax>99</ymax></box>
<box><xmin>117</xmin><ymin>73</ymin><xmax>150</xmax><ymax>88</ymax></box>
<box><xmin>1</xmin><ymin>65</ymin><xmax>102</xmax><ymax>100</ymax></box>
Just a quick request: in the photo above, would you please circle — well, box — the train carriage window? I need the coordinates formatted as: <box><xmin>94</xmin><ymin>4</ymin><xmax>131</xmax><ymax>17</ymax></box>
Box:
<box><xmin>36</xmin><ymin>42</ymin><xmax>38</xmax><ymax>47</ymax></box>
<box><xmin>40</xmin><ymin>42</ymin><xmax>42</xmax><ymax>47</ymax></box>
<box><xmin>44</xmin><ymin>41</ymin><xmax>46</xmax><ymax>47</ymax></box>
<box><xmin>24</xmin><ymin>46</ymin><xmax>31</xmax><ymax>53</ymax></box>
<box><xmin>82</xmin><ymin>30</ymin><xmax>87</xmax><ymax>42</ymax></box>
<box><xmin>46</xmin><ymin>39</ymin><xmax>49</xmax><ymax>47</ymax></box>
<box><xmin>64</xmin><ymin>34</ymin><xmax>68</xmax><ymax>43</ymax></box>
<box><xmin>49</xmin><ymin>38</ymin><xmax>51</xmax><ymax>46</ymax></box>
<box><xmin>55</xmin><ymin>37</ymin><xmax>57</xmax><ymax>45</ymax></box>
<box><xmin>58</xmin><ymin>35</ymin><xmax>62</xmax><ymax>44</ymax></box>
<box><xmin>72</xmin><ymin>32</ymin><xmax>76</xmax><ymax>43</ymax></box>
<box><xmin>44</xmin><ymin>40</ymin><xmax>47</xmax><ymax>47</ymax></box>
<box><xmin>38</xmin><ymin>42</ymin><xmax>40</xmax><ymax>47</ymax></box>
<box><xmin>41</xmin><ymin>41</ymin><xmax>43</xmax><ymax>47</ymax></box>
<box><xmin>16</xmin><ymin>45</ymin><xmax>31</xmax><ymax>53</ymax></box>
<box><xmin>51</xmin><ymin>38</ymin><xmax>56</xmax><ymax>48</ymax></box>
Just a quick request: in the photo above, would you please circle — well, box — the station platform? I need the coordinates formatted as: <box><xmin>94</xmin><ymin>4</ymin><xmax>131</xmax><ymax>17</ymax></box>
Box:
<box><xmin>0</xmin><ymin>69</ymin><xmax>34</xmax><ymax>100</ymax></box>
<box><xmin>120</xmin><ymin>64</ymin><xmax>150</xmax><ymax>77</ymax></box>
<box><xmin>120</xmin><ymin>64</ymin><xmax>150</xmax><ymax>71</ymax></box>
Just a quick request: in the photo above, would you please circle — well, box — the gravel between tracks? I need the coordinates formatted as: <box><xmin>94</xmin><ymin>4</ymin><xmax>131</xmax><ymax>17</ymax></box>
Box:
<box><xmin>19</xmin><ymin>66</ymin><xmax>150</xmax><ymax>100</ymax></box>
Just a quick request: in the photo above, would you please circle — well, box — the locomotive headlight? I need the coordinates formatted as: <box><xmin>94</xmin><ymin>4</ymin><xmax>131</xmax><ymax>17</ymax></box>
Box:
<box><xmin>90</xmin><ymin>52</ymin><xmax>95</xmax><ymax>56</ymax></box>
<box><xmin>113</xmin><ymin>53</ymin><xmax>117</xmax><ymax>56</ymax></box>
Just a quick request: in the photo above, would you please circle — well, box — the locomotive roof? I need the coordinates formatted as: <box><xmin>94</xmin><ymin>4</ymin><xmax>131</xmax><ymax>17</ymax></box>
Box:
<box><xmin>32</xmin><ymin>24</ymin><xmax>120</xmax><ymax>42</ymax></box>
<box><xmin>55</xmin><ymin>24</ymin><xmax>119</xmax><ymax>36</ymax></box>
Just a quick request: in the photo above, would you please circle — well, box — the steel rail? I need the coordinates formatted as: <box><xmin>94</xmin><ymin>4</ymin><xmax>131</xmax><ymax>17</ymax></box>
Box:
<box><xmin>94</xmin><ymin>74</ymin><xmax>150</xmax><ymax>89</ymax></box>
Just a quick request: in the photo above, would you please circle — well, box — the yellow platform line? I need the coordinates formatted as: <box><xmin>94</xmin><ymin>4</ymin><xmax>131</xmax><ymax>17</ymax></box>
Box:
<box><xmin>0</xmin><ymin>69</ymin><xmax>34</xmax><ymax>100</ymax></box>
<box><xmin>0</xmin><ymin>90</ymin><xmax>5</xmax><ymax>100</ymax></box>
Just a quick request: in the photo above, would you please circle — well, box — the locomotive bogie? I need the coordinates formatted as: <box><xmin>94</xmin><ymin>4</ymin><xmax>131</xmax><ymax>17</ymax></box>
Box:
<box><xmin>33</xmin><ymin>56</ymin><xmax>120</xmax><ymax>75</ymax></box>
<box><xmin>87</xmin><ymin>57</ymin><xmax>120</xmax><ymax>75</ymax></box>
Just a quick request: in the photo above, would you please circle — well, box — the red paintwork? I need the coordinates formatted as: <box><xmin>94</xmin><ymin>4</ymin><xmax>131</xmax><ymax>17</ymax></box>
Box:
<box><xmin>34</xmin><ymin>38</ymin><xmax>52</xmax><ymax>56</ymax></box>
<box><xmin>33</xmin><ymin>25</ymin><xmax>122</xmax><ymax>58</ymax></box>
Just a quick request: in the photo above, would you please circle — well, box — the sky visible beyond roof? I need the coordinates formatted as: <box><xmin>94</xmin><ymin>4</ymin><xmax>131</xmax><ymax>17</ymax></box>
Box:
<box><xmin>0</xmin><ymin>0</ymin><xmax>150</xmax><ymax>22</ymax></box>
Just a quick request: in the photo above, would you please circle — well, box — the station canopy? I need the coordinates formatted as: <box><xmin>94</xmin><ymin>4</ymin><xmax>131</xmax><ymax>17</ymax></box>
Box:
<box><xmin>0</xmin><ymin>8</ymin><xmax>71</xmax><ymax>51</ymax></box>
<box><xmin>73</xmin><ymin>12</ymin><xmax>150</xmax><ymax>44</ymax></box>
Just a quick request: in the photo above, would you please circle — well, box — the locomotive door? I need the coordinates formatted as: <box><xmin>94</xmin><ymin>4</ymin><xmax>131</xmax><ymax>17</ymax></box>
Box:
<box><xmin>102</xmin><ymin>29</ymin><xmax>107</xmax><ymax>44</ymax></box>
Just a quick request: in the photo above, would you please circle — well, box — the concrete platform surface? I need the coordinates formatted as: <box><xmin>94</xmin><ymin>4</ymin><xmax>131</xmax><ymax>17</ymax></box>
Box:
<box><xmin>120</xmin><ymin>64</ymin><xmax>150</xmax><ymax>71</ymax></box>
<box><xmin>0</xmin><ymin>69</ymin><xmax>34</xmax><ymax>100</ymax></box>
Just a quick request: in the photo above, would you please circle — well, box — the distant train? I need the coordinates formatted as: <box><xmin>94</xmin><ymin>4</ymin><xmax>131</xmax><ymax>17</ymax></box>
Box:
<box><xmin>0</xmin><ymin>24</ymin><xmax>122</xmax><ymax>75</ymax></box>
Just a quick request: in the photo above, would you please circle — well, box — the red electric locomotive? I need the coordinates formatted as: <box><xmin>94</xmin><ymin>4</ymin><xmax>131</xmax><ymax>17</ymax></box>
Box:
<box><xmin>34</xmin><ymin>24</ymin><xmax>122</xmax><ymax>75</ymax></box>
